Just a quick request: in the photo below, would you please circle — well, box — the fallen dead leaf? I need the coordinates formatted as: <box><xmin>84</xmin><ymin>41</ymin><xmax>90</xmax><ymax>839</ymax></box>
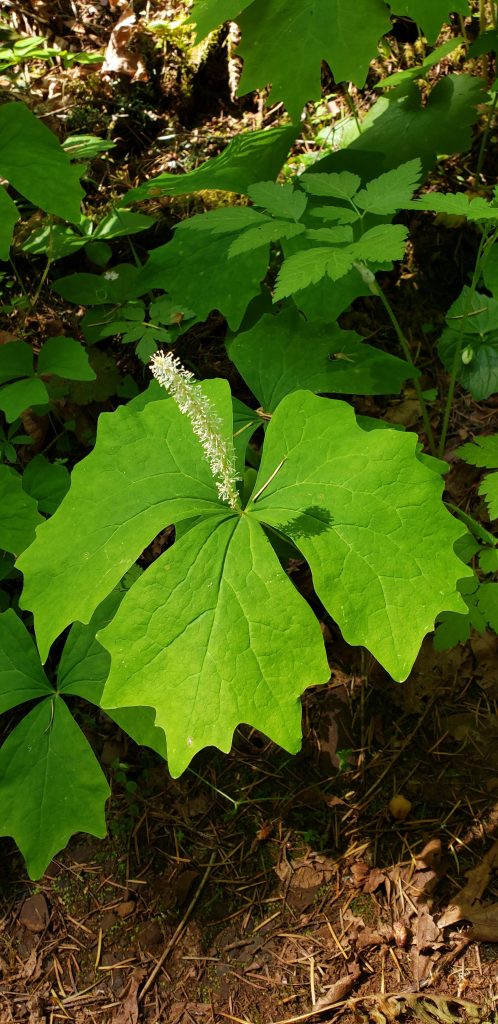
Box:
<box><xmin>312</xmin><ymin>963</ymin><xmax>361</xmax><ymax>1012</ymax></box>
<box><xmin>438</xmin><ymin>840</ymin><xmax>498</xmax><ymax>939</ymax></box>
<box><xmin>111</xmin><ymin>968</ymin><xmax>145</xmax><ymax>1024</ymax></box>
<box><xmin>101</xmin><ymin>5</ymin><xmax>148</xmax><ymax>81</ymax></box>
<box><xmin>19</xmin><ymin>895</ymin><xmax>49</xmax><ymax>934</ymax></box>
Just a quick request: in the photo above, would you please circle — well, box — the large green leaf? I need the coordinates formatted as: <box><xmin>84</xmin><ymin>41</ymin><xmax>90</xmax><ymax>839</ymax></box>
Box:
<box><xmin>0</xmin><ymin>610</ymin><xmax>52</xmax><ymax>714</ymax></box>
<box><xmin>99</xmin><ymin>515</ymin><xmax>329</xmax><ymax>776</ymax></box>
<box><xmin>137</xmin><ymin>218</ymin><xmax>268</xmax><ymax>330</ymax></box>
<box><xmin>22</xmin><ymin>455</ymin><xmax>70</xmax><ymax>515</ymax></box>
<box><xmin>228</xmin><ymin>308</ymin><xmax>415</xmax><ymax>406</ymax></box>
<box><xmin>312</xmin><ymin>75</ymin><xmax>485</xmax><ymax>179</ymax></box>
<box><xmin>38</xmin><ymin>337</ymin><xmax>96</xmax><ymax>381</ymax></box>
<box><xmin>0</xmin><ymin>342</ymin><xmax>33</xmax><ymax>385</ymax></box>
<box><xmin>57</xmin><ymin>583</ymin><xmax>168</xmax><ymax>760</ymax></box>
<box><xmin>0</xmin><ymin>377</ymin><xmax>49</xmax><ymax>422</ymax></box>
<box><xmin>0</xmin><ymin>103</ymin><xmax>83</xmax><ymax>223</ymax></box>
<box><xmin>123</xmin><ymin>126</ymin><xmax>298</xmax><ymax>203</ymax></box>
<box><xmin>438</xmin><ymin>289</ymin><xmax>498</xmax><ymax>400</ymax></box>
<box><xmin>0</xmin><ymin>185</ymin><xmax>20</xmax><ymax>260</ymax></box>
<box><xmin>248</xmin><ymin>391</ymin><xmax>469</xmax><ymax>680</ymax></box>
<box><xmin>0</xmin><ymin>466</ymin><xmax>43</xmax><ymax>554</ymax></box>
<box><xmin>17</xmin><ymin>380</ymin><xmax>235</xmax><ymax>661</ymax></box>
<box><xmin>0</xmin><ymin>696</ymin><xmax>109</xmax><ymax>879</ymax></box>
<box><xmin>189</xmin><ymin>1</ymin><xmax>468</xmax><ymax>119</ymax></box>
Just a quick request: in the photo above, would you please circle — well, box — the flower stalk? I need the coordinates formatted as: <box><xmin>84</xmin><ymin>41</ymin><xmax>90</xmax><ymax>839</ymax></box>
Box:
<box><xmin>150</xmin><ymin>351</ymin><xmax>239</xmax><ymax>509</ymax></box>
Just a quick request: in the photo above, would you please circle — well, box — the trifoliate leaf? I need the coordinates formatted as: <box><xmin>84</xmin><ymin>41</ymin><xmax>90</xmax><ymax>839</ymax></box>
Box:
<box><xmin>17</xmin><ymin>381</ymin><xmax>235</xmax><ymax>661</ymax></box>
<box><xmin>232</xmin><ymin>397</ymin><xmax>262</xmax><ymax>471</ymax></box>
<box><xmin>248</xmin><ymin>181</ymin><xmax>308</xmax><ymax>221</ymax></box>
<box><xmin>228</xmin><ymin>308</ymin><xmax>416</xmax><ymax>406</ymax></box>
<box><xmin>0</xmin><ymin>610</ymin><xmax>52</xmax><ymax>714</ymax></box>
<box><xmin>0</xmin><ymin>696</ymin><xmax>109</xmax><ymax>879</ymax></box>
<box><xmin>248</xmin><ymin>391</ymin><xmax>469</xmax><ymax>680</ymax></box>
<box><xmin>99</xmin><ymin>515</ymin><xmax>329</xmax><ymax>776</ymax></box>
<box><xmin>0</xmin><ymin>466</ymin><xmax>43</xmax><ymax>554</ymax></box>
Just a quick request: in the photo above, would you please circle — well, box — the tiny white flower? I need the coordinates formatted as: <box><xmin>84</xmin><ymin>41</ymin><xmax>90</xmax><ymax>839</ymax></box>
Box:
<box><xmin>150</xmin><ymin>351</ymin><xmax>239</xmax><ymax>510</ymax></box>
<box><xmin>103</xmin><ymin>270</ymin><xmax>119</xmax><ymax>281</ymax></box>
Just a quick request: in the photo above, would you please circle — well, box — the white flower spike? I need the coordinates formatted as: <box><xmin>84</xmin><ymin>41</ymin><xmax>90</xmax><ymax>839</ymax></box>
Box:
<box><xmin>150</xmin><ymin>351</ymin><xmax>239</xmax><ymax>510</ymax></box>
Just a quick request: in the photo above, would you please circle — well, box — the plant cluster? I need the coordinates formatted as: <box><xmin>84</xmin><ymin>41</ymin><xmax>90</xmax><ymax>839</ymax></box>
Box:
<box><xmin>1</xmin><ymin>0</ymin><xmax>498</xmax><ymax>877</ymax></box>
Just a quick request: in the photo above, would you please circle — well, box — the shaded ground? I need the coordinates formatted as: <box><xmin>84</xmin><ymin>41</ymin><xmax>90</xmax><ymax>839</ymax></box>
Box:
<box><xmin>2</xmin><ymin>2</ymin><xmax>498</xmax><ymax>1022</ymax></box>
<box><xmin>3</xmin><ymin>639</ymin><xmax>498</xmax><ymax>1022</ymax></box>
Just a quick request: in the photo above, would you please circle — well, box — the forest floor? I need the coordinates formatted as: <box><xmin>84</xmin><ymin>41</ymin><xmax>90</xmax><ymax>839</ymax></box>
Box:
<box><xmin>2</xmin><ymin>1</ymin><xmax>498</xmax><ymax>1022</ymax></box>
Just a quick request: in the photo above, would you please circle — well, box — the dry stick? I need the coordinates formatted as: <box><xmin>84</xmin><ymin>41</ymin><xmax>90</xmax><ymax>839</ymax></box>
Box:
<box><xmin>138</xmin><ymin>849</ymin><xmax>216</xmax><ymax>1003</ymax></box>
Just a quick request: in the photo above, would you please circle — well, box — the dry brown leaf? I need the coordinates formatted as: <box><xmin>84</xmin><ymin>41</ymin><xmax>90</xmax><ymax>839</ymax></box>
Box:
<box><xmin>312</xmin><ymin>963</ymin><xmax>361</xmax><ymax>1012</ymax></box>
<box><xmin>438</xmin><ymin>840</ymin><xmax>498</xmax><ymax>938</ymax></box>
<box><xmin>112</xmin><ymin>969</ymin><xmax>145</xmax><ymax>1024</ymax></box>
<box><xmin>101</xmin><ymin>5</ymin><xmax>148</xmax><ymax>81</ymax></box>
<box><xmin>415</xmin><ymin>838</ymin><xmax>443</xmax><ymax>871</ymax></box>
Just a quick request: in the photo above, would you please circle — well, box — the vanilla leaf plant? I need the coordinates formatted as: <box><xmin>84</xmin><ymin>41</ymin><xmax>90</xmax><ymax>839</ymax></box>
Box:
<box><xmin>18</xmin><ymin>359</ymin><xmax>470</xmax><ymax>779</ymax></box>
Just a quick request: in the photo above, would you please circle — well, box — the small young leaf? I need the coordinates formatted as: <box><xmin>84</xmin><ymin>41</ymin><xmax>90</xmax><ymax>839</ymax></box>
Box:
<box><xmin>99</xmin><ymin>515</ymin><xmax>329</xmax><ymax>777</ymax></box>
<box><xmin>0</xmin><ymin>609</ymin><xmax>52</xmax><ymax>714</ymax></box>
<box><xmin>0</xmin><ymin>696</ymin><xmax>109</xmax><ymax>879</ymax></box>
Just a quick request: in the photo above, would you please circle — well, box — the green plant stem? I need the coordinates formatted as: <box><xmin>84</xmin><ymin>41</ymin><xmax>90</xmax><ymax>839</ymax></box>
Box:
<box><xmin>438</xmin><ymin>226</ymin><xmax>498</xmax><ymax>458</ymax></box>
<box><xmin>373</xmin><ymin>281</ymin><xmax>437</xmax><ymax>457</ymax></box>
<box><xmin>476</xmin><ymin>89</ymin><xmax>498</xmax><ymax>181</ymax></box>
